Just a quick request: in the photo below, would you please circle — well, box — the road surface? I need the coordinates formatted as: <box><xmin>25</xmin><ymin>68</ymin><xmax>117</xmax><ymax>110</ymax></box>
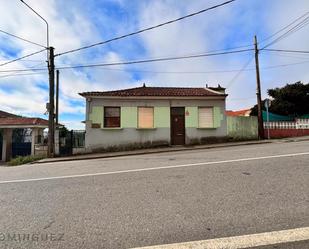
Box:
<box><xmin>0</xmin><ymin>140</ymin><xmax>308</xmax><ymax>249</ymax></box>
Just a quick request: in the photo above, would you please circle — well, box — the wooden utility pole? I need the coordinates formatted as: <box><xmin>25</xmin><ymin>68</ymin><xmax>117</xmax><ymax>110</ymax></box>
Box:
<box><xmin>56</xmin><ymin>69</ymin><xmax>59</xmax><ymax>125</ymax></box>
<box><xmin>48</xmin><ymin>47</ymin><xmax>55</xmax><ymax>157</ymax></box>
<box><xmin>254</xmin><ymin>35</ymin><xmax>265</xmax><ymax>139</ymax></box>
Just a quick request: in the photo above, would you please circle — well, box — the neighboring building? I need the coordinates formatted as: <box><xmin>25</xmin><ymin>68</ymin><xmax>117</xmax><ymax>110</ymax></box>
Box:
<box><xmin>225</xmin><ymin>109</ymin><xmax>251</xmax><ymax>117</ymax></box>
<box><xmin>0</xmin><ymin>110</ymin><xmax>48</xmax><ymax>161</ymax></box>
<box><xmin>80</xmin><ymin>85</ymin><xmax>228</xmax><ymax>151</ymax></box>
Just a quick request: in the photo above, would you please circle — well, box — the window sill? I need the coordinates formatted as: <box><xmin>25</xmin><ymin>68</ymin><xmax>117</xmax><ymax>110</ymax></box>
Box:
<box><xmin>136</xmin><ymin>127</ymin><xmax>157</xmax><ymax>130</ymax></box>
<box><xmin>101</xmin><ymin>127</ymin><xmax>123</xmax><ymax>130</ymax></box>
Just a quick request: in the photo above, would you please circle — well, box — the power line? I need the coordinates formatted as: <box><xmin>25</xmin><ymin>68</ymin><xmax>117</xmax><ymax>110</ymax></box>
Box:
<box><xmin>262</xmin><ymin>19</ymin><xmax>309</xmax><ymax>49</ymax></box>
<box><xmin>1</xmin><ymin>51</ymin><xmax>309</xmax><ymax>74</ymax></box>
<box><xmin>55</xmin><ymin>49</ymin><xmax>253</xmax><ymax>69</ymax></box>
<box><xmin>0</xmin><ymin>49</ymin><xmax>46</xmax><ymax>67</ymax></box>
<box><xmin>0</xmin><ymin>58</ymin><xmax>308</xmax><ymax>75</ymax></box>
<box><xmin>0</xmin><ymin>29</ymin><xmax>46</xmax><ymax>48</ymax></box>
<box><xmin>62</xmin><ymin>66</ymin><xmax>250</xmax><ymax>74</ymax></box>
<box><xmin>263</xmin><ymin>52</ymin><xmax>309</xmax><ymax>60</ymax></box>
<box><xmin>0</xmin><ymin>59</ymin><xmax>45</xmax><ymax>63</ymax></box>
<box><xmin>263</xmin><ymin>49</ymin><xmax>309</xmax><ymax>54</ymax></box>
<box><xmin>259</xmin><ymin>12</ymin><xmax>309</xmax><ymax>45</ymax></box>
<box><xmin>0</xmin><ymin>71</ymin><xmax>47</xmax><ymax>79</ymax></box>
<box><xmin>0</xmin><ymin>68</ymin><xmax>46</xmax><ymax>73</ymax></box>
<box><xmin>225</xmin><ymin>56</ymin><xmax>255</xmax><ymax>89</ymax></box>
<box><xmin>261</xmin><ymin>13</ymin><xmax>309</xmax><ymax>49</ymax></box>
<box><xmin>55</xmin><ymin>0</ymin><xmax>236</xmax><ymax>57</ymax></box>
<box><xmin>0</xmin><ymin>61</ymin><xmax>46</xmax><ymax>79</ymax></box>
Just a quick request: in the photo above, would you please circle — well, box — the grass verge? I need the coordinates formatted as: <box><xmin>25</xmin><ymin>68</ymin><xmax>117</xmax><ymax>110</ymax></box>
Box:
<box><xmin>8</xmin><ymin>155</ymin><xmax>46</xmax><ymax>166</ymax></box>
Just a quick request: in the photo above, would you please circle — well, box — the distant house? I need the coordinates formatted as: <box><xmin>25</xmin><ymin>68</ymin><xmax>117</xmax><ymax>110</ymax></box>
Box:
<box><xmin>0</xmin><ymin>110</ymin><xmax>48</xmax><ymax>161</ymax></box>
<box><xmin>225</xmin><ymin>109</ymin><xmax>252</xmax><ymax>117</ymax></box>
<box><xmin>80</xmin><ymin>85</ymin><xmax>228</xmax><ymax>151</ymax></box>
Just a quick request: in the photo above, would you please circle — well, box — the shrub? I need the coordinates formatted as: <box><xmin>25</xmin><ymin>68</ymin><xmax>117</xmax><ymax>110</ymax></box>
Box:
<box><xmin>8</xmin><ymin>155</ymin><xmax>46</xmax><ymax>166</ymax></box>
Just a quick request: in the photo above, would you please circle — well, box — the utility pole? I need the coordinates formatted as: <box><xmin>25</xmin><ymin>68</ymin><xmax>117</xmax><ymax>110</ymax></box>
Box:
<box><xmin>19</xmin><ymin>0</ymin><xmax>55</xmax><ymax>157</ymax></box>
<box><xmin>56</xmin><ymin>69</ymin><xmax>59</xmax><ymax>125</ymax></box>
<box><xmin>48</xmin><ymin>47</ymin><xmax>55</xmax><ymax>157</ymax></box>
<box><xmin>254</xmin><ymin>35</ymin><xmax>265</xmax><ymax>139</ymax></box>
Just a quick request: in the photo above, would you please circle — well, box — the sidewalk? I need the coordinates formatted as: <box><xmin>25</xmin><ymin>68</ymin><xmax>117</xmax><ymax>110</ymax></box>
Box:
<box><xmin>33</xmin><ymin>136</ymin><xmax>309</xmax><ymax>164</ymax></box>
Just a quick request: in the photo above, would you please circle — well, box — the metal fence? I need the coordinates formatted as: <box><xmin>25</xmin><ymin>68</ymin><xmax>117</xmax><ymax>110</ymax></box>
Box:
<box><xmin>72</xmin><ymin>130</ymin><xmax>85</xmax><ymax>148</ymax></box>
<box><xmin>59</xmin><ymin>129</ymin><xmax>85</xmax><ymax>156</ymax></box>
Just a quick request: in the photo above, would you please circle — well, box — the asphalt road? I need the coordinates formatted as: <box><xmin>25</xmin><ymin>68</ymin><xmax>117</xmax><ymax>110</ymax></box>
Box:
<box><xmin>0</xmin><ymin>140</ymin><xmax>308</xmax><ymax>249</ymax></box>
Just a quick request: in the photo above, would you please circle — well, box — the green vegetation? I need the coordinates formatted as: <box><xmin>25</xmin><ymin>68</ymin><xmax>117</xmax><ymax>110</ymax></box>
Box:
<box><xmin>92</xmin><ymin>140</ymin><xmax>170</xmax><ymax>153</ymax></box>
<box><xmin>8</xmin><ymin>155</ymin><xmax>46</xmax><ymax>166</ymax></box>
<box><xmin>251</xmin><ymin>81</ymin><xmax>309</xmax><ymax>117</ymax></box>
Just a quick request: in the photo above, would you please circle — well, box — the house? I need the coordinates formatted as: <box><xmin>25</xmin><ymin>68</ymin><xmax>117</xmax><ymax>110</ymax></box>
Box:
<box><xmin>79</xmin><ymin>85</ymin><xmax>228</xmax><ymax>151</ymax></box>
<box><xmin>0</xmin><ymin>110</ymin><xmax>48</xmax><ymax>161</ymax></box>
<box><xmin>225</xmin><ymin>109</ymin><xmax>252</xmax><ymax>117</ymax></box>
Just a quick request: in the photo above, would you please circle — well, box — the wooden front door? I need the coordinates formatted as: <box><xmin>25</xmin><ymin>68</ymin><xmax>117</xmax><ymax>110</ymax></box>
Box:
<box><xmin>171</xmin><ymin>107</ymin><xmax>185</xmax><ymax>145</ymax></box>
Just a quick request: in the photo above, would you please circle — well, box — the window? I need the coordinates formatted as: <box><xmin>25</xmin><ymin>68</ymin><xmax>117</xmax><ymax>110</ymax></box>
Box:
<box><xmin>198</xmin><ymin>107</ymin><xmax>214</xmax><ymax>128</ymax></box>
<box><xmin>104</xmin><ymin>107</ymin><xmax>120</xmax><ymax>128</ymax></box>
<box><xmin>138</xmin><ymin>107</ymin><xmax>154</xmax><ymax>128</ymax></box>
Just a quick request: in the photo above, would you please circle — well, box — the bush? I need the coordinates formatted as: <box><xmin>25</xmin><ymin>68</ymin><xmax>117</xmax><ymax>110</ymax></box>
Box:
<box><xmin>8</xmin><ymin>155</ymin><xmax>46</xmax><ymax>166</ymax></box>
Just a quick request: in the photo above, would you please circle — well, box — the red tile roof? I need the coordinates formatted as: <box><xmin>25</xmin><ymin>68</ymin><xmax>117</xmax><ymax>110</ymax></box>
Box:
<box><xmin>0</xmin><ymin>110</ymin><xmax>20</xmax><ymax>118</ymax></box>
<box><xmin>225</xmin><ymin>109</ymin><xmax>251</xmax><ymax>117</ymax></box>
<box><xmin>80</xmin><ymin>86</ymin><xmax>226</xmax><ymax>98</ymax></box>
<box><xmin>0</xmin><ymin>117</ymin><xmax>49</xmax><ymax>126</ymax></box>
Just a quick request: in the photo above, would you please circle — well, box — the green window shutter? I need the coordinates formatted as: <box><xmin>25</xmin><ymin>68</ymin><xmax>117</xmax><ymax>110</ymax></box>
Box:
<box><xmin>213</xmin><ymin>107</ymin><xmax>223</xmax><ymax>128</ymax></box>
<box><xmin>89</xmin><ymin>106</ymin><xmax>104</xmax><ymax>128</ymax></box>
<box><xmin>185</xmin><ymin>107</ymin><xmax>198</xmax><ymax>128</ymax></box>
<box><xmin>154</xmin><ymin>107</ymin><xmax>170</xmax><ymax>128</ymax></box>
<box><xmin>121</xmin><ymin>107</ymin><xmax>137</xmax><ymax>128</ymax></box>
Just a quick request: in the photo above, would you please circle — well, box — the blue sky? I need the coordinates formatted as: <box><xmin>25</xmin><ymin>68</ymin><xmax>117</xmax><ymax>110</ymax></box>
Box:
<box><xmin>0</xmin><ymin>0</ymin><xmax>308</xmax><ymax>129</ymax></box>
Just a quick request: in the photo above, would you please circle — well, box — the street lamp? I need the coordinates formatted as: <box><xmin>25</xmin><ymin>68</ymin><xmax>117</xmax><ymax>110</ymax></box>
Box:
<box><xmin>19</xmin><ymin>0</ymin><xmax>55</xmax><ymax>158</ymax></box>
<box><xmin>19</xmin><ymin>0</ymin><xmax>49</xmax><ymax>49</ymax></box>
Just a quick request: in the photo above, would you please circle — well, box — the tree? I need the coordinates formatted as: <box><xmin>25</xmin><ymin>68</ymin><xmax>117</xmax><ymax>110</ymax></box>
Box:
<box><xmin>251</xmin><ymin>81</ymin><xmax>309</xmax><ymax>117</ymax></box>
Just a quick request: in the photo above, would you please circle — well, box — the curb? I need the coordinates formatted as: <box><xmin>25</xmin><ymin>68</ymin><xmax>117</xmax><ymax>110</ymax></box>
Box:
<box><xmin>32</xmin><ymin>140</ymin><xmax>272</xmax><ymax>165</ymax></box>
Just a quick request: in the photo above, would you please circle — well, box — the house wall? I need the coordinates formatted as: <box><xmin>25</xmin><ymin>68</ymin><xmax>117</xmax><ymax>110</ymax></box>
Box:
<box><xmin>85</xmin><ymin>98</ymin><xmax>227</xmax><ymax>151</ymax></box>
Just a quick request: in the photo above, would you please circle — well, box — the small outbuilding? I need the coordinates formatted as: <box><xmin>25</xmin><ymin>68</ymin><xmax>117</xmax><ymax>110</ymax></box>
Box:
<box><xmin>0</xmin><ymin>110</ymin><xmax>48</xmax><ymax>162</ymax></box>
<box><xmin>80</xmin><ymin>85</ymin><xmax>228</xmax><ymax>152</ymax></box>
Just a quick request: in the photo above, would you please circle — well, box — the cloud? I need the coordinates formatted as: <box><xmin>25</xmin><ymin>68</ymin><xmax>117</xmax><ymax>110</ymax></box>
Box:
<box><xmin>0</xmin><ymin>0</ymin><xmax>308</xmax><ymax>129</ymax></box>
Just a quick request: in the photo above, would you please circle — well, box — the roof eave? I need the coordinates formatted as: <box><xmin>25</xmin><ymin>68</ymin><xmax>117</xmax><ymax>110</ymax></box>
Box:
<box><xmin>79</xmin><ymin>95</ymin><xmax>227</xmax><ymax>100</ymax></box>
<box><xmin>0</xmin><ymin>124</ymin><xmax>48</xmax><ymax>129</ymax></box>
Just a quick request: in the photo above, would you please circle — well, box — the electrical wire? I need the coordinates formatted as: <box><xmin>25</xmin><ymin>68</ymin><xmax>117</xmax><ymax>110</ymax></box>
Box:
<box><xmin>263</xmin><ymin>49</ymin><xmax>309</xmax><ymax>54</ymax></box>
<box><xmin>225</xmin><ymin>56</ymin><xmax>255</xmax><ymax>89</ymax></box>
<box><xmin>0</xmin><ymin>29</ymin><xmax>46</xmax><ymax>48</ymax></box>
<box><xmin>55</xmin><ymin>49</ymin><xmax>253</xmax><ymax>70</ymax></box>
<box><xmin>0</xmin><ymin>48</ymin><xmax>47</xmax><ymax>67</ymax></box>
<box><xmin>0</xmin><ymin>61</ymin><xmax>46</xmax><ymax>79</ymax></box>
<box><xmin>0</xmin><ymin>71</ymin><xmax>47</xmax><ymax>79</ymax></box>
<box><xmin>0</xmin><ymin>68</ymin><xmax>46</xmax><ymax>73</ymax></box>
<box><xmin>1</xmin><ymin>51</ymin><xmax>309</xmax><ymax>74</ymax></box>
<box><xmin>259</xmin><ymin>12</ymin><xmax>309</xmax><ymax>45</ymax></box>
<box><xmin>261</xmin><ymin>13</ymin><xmax>309</xmax><ymax>49</ymax></box>
<box><xmin>55</xmin><ymin>0</ymin><xmax>236</xmax><ymax>57</ymax></box>
<box><xmin>262</xmin><ymin>52</ymin><xmax>309</xmax><ymax>60</ymax></box>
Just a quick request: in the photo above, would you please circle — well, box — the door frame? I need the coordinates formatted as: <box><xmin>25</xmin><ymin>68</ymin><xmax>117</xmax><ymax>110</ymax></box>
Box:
<box><xmin>170</xmin><ymin>107</ymin><xmax>186</xmax><ymax>145</ymax></box>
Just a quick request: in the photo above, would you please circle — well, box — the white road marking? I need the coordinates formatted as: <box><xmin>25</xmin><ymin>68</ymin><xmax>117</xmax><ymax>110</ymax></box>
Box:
<box><xmin>131</xmin><ymin>227</ymin><xmax>309</xmax><ymax>249</ymax></box>
<box><xmin>0</xmin><ymin>151</ymin><xmax>308</xmax><ymax>184</ymax></box>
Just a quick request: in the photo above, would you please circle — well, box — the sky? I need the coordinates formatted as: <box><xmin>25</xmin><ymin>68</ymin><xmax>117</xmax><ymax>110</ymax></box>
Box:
<box><xmin>0</xmin><ymin>0</ymin><xmax>308</xmax><ymax>129</ymax></box>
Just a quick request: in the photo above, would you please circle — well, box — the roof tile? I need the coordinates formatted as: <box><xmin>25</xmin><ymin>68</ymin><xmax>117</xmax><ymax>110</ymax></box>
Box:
<box><xmin>0</xmin><ymin>117</ymin><xmax>49</xmax><ymax>126</ymax></box>
<box><xmin>80</xmin><ymin>86</ymin><xmax>226</xmax><ymax>98</ymax></box>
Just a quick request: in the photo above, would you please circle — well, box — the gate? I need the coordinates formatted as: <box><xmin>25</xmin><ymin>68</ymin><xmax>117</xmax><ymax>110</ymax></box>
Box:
<box><xmin>12</xmin><ymin>142</ymin><xmax>31</xmax><ymax>158</ymax></box>
<box><xmin>59</xmin><ymin>129</ymin><xmax>85</xmax><ymax>156</ymax></box>
<box><xmin>12</xmin><ymin>129</ymin><xmax>32</xmax><ymax>158</ymax></box>
<box><xmin>59</xmin><ymin>129</ymin><xmax>73</xmax><ymax>156</ymax></box>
